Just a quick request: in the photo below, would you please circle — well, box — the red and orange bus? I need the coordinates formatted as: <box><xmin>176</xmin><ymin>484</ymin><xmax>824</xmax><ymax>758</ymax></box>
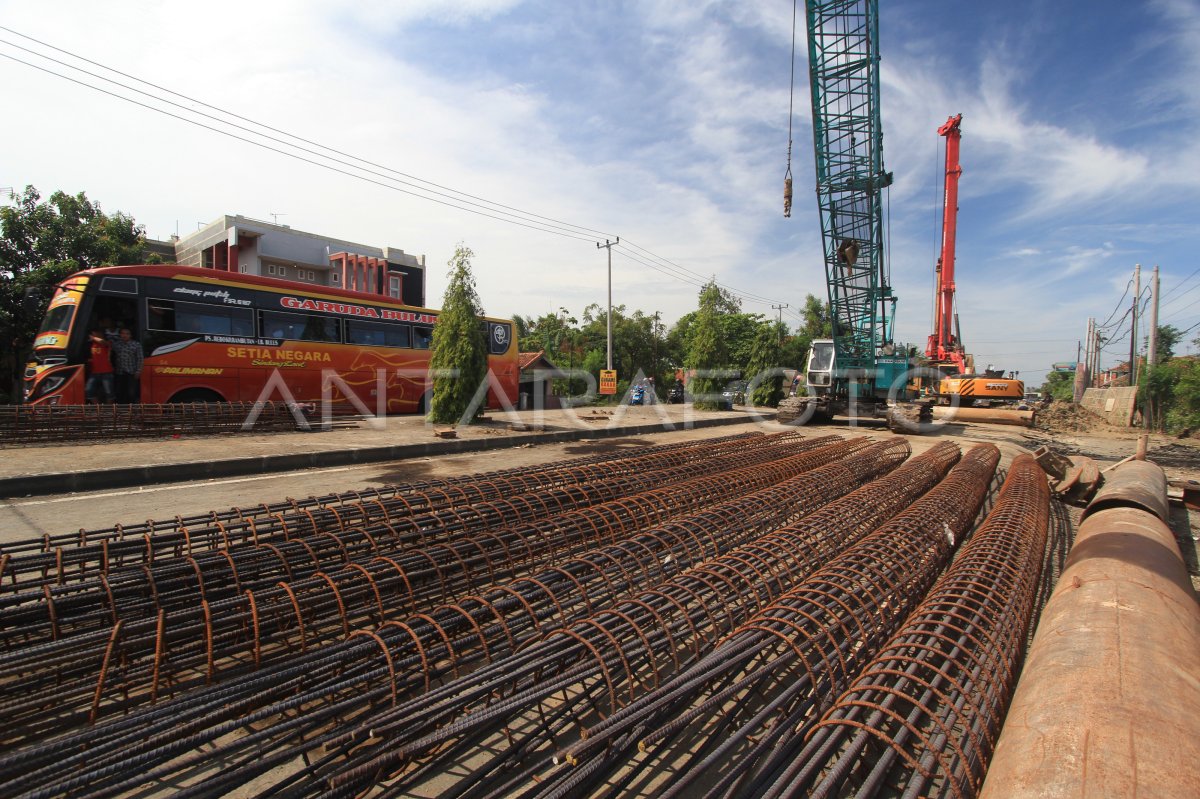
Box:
<box><xmin>23</xmin><ymin>264</ymin><xmax>519</xmax><ymax>412</ymax></box>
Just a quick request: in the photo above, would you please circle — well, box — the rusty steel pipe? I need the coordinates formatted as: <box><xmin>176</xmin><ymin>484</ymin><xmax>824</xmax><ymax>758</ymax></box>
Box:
<box><xmin>931</xmin><ymin>406</ymin><xmax>1034</xmax><ymax>427</ymax></box>
<box><xmin>1081</xmin><ymin>458</ymin><xmax>1169</xmax><ymax>523</ymax></box>
<box><xmin>979</xmin><ymin>503</ymin><xmax>1200</xmax><ymax>799</ymax></box>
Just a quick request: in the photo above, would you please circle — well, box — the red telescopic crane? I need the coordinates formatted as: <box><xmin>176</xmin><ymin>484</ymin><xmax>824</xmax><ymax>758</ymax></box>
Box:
<box><xmin>926</xmin><ymin>113</ymin><xmax>967</xmax><ymax>373</ymax></box>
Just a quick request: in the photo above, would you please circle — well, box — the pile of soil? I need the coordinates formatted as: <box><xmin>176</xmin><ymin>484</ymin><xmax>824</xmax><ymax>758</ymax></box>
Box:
<box><xmin>1034</xmin><ymin>402</ymin><xmax>1112</xmax><ymax>434</ymax></box>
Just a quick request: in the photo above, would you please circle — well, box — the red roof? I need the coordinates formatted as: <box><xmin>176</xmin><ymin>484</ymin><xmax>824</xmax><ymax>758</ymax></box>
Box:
<box><xmin>518</xmin><ymin>350</ymin><xmax>546</xmax><ymax>370</ymax></box>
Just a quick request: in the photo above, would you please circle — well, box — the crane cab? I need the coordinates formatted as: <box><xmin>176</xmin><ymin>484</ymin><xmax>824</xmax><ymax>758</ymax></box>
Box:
<box><xmin>804</xmin><ymin>339</ymin><xmax>836</xmax><ymax>396</ymax></box>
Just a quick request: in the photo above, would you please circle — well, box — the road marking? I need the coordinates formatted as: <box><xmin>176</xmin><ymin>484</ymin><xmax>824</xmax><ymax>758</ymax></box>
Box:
<box><xmin>6</xmin><ymin>465</ymin><xmax>365</xmax><ymax>507</ymax></box>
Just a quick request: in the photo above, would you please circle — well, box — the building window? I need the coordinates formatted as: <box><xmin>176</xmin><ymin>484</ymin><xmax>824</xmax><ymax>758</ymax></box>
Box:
<box><xmin>332</xmin><ymin>272</ymin><xmax>340</xmax><ymax>283</ymax></box>
<box><xmin>388</xmin><ymin>275</ymin><xmax>402</xmax><ymax>299</ymax></box>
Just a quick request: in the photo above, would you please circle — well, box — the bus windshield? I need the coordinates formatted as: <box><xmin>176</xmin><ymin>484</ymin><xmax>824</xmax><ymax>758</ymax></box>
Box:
<box><xmin>37</xmin><ymin>304</ymin><xmax>75</xmax><ymax>336</ymax></box>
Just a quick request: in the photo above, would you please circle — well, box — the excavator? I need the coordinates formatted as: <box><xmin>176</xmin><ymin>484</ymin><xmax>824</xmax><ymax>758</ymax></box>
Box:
<box><xmin>776</xmin><ymin>0</ymin><xmax>930</xmax><ymax>430</ymax></box>
<box><xmin>923</xmin><ymin>114</ymin><xmax>1024</xmax><ymax>407</ymax></box>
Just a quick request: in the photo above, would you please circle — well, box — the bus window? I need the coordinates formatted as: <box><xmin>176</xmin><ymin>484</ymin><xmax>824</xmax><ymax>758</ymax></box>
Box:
<box><xmin>412</xmin><ymin>325</ymin><xmax>433</xmax><ymax>350</ymax></box>
<box><xmin>148</xmin><ymin>299</ymin><xmax>254</xmax><ymax>336</ymax></box>
<box><xmin>260</xmin><ymin>310</ymin><xmax>340</xmax><ymax>342</ymax></box>
<box><xmin>345</xmin><ymin>319</ymin><xmax>411</xmax><ymax>348</ymax></box>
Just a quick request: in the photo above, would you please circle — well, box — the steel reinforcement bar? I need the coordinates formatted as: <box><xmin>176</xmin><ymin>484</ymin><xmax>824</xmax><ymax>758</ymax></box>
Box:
<box><xmin>0</xmin><ymin>436</ymin><xmax>844</xmax><ymax>743</ymax></box>
<box><xmin>286</xmin><ymin>440</ymin><xmax>955</xmax><ymax>799</ymax></box>
<box><xmin>0</xmin><ymin>438</ymin><xmax>900</xmax><ymax>798</ymax></box>
<box><xmin>0</xmin><ymin>401</ymin><xmax>347</xmax><ymax>446</ymax></box>
<box><xmin>0</xmin><ymin>432</ymin><xmax>800</xmax><ymax>644</ymax></box>
<box><xmin>776</xmin><ymin>453</ymin><xmax>1049</xmax><ymax>799</ymax></box>
<box><xmin>525</xmin><ymin>444</ymin><xmax>999</xmax><ymax>799</ymax></box>
<box><xmin>0</xmin><ymin>431</ymin><xmax>767</xmax><ymax>588</ymax></box>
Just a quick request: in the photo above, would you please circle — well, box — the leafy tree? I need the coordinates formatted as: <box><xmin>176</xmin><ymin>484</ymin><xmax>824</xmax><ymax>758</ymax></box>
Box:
<box><xmin>1167</xmin><ymin>358</ymin><xmax>1200</xmax><ymax>432</ymax></box>
<box><xmin>686</xmin><ymin>282</ymin><xmax>730</xmax><ymax>409</ymax></box>
<box><xmin>429</xmin><ymin>244</ymin><xmax>488</xmax><ymax>424</ymax></box>
<box><xmin>1155</xmin><ymin>324</ymin><xmax>1181</xmax><ymax>363</ymax></box>
<box><xmin>1140</xmin><ymin>361</ymin><xmax>1177</xmax><ymax>432</ymax></box>
<box><xmin>1039</xmin><ymin>370</ymin><xmax>1076</xmax><ymax>402</ymax></box>
<box><xmin>790</xmin><ymin>292</ymin><xmax>832</xmax><ymax>369</ymax></box>
<box><xmin>746</xmin><ymin>322</ymin><xmax>785</xmax><ymax>407</ymax></box>
<box><xmin>0</xmin><ymin>186</ymin><xmax>149</xmax><ymax>402</ymax></box>
<box><xmin>798</xmin><ymin>293</ymin><xmax>832</xmax><ymax>340</ymax></box>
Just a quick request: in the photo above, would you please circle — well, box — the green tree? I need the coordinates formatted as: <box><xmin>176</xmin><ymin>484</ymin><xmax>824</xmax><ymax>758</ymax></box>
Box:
<box><xmin>795</xmin><ymin>292</ymin><xmax>832</xmax><ymax>355</ymax></box>
<box><xmin>0</xmin><ymin>186</ymin><xmax>149</xmax><ymax>402</ymax></box>
<box><xmin>1039</xmin><ymin>370</ymin><xmax>1076</xmax><ymax>402</ymax></box>
<box><xmin>746</xmin><ymin>322</ymin><xmax>785</xmax><ymax>407</ymax></box>
<box><xmin>428</xmin><ymin>244</ymin><xmax>488</xmax><ymax>424</ymax></box>
<box><xmin>686</xmin><ymin>282</ymin><xmax>730</xmax><ymax>410</ymax></box>
<box><xmin>1156</xmin><ymin>324</ymin><xmax>1182</xmax><ymax>363</ymax></box>
<box><xmin>1140</xmin><ymin>361</ymin><xmax>1177</xmax><ymax>432</ymax></box>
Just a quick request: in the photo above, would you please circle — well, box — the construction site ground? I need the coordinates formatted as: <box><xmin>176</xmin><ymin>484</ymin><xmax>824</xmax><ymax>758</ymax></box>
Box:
<box><xmin>3</xmin><ymin>401</ymin><xmax>1199</xmax><ymax>592</ymax></box>
<box><xmin>0</xmin><ymin>400</ymin><xmax>1197</xmax><ymax>797</ymax></box>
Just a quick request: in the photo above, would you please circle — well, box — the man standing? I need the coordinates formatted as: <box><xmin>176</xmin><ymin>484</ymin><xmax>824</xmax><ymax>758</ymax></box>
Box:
<box><xmin>85</xmin><ymin>329</ymin><xmax>114</xmax><ymax>404</ymax></box>
<box><xmin>111</xmin><ymin>327</ymin><xmax>143</xmax><ymax>404</ymax></box>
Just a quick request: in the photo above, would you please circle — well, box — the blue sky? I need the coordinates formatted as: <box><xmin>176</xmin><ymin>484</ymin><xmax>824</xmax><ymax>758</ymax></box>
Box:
<box><xmin>2</xmin><ymin>0</ymin><xmax>1197</xmax><ymax>383</ymax></box>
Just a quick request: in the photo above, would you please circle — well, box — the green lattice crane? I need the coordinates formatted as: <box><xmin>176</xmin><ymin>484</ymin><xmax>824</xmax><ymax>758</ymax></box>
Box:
<box><xmin>790</xmin><ymin>0</ymin><xmax>922</xmax><ymax>424</ymax></box>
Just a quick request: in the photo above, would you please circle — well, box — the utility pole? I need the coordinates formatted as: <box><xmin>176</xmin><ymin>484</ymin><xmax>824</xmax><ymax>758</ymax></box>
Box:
<box><xmin>1075</xmin><ymin>319</ymin><xmax>1094</xmax><ymax>405</ymax></box>
<box><xmin>1130</xmin><ymin>264</ymin><xmax>1141</xmax><ymax>386</ymax></box>
<box><xmin>597</xmin><ymin>238</ymin><xmax>619</xmax><ymax>370</ymax></box>
<box><xmin>772</xmin><ymin>303</ymin><xmax>789</xmax><ymax>344</ymax></box>
<box><xmin>1148</xmin><ymin>265</ymin><xmax>1160</xmax><ymax>369</ymax></box>
<box><xmin>653</xmin><ymin>310</ymin><xmax>661</xmax><ymax>384</ymax></box>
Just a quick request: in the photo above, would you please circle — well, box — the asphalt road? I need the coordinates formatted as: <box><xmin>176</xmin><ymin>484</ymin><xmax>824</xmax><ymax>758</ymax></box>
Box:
<box><xmin>0</xmin><ymin>426</ymin><xmax>759</xmax><ymax>543</ymax></box>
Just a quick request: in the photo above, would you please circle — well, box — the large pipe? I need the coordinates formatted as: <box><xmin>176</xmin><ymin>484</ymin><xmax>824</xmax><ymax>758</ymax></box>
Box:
<box><xmin>1083</xmin><ymin>458</ymin><xmax>1169</xmax><ymax>523</ymax></box>
<box><xmin>931</xmin><ymin>405</ymin><xmax>1035</xmax><ymax>427</ymax></box>
<box><xmin>980</xmin><ymin>503</ymin><xmax>1200</xmax><ymax>799</ymax></box>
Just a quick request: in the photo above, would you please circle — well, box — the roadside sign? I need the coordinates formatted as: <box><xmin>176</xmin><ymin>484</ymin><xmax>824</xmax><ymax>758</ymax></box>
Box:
<box><xmin>599</xmin><ymin>369</ymin><xmax>617</xmax><ymax>395</ymax></box>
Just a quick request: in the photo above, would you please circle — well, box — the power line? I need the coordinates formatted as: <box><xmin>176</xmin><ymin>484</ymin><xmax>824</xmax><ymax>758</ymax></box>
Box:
<box><xmin>0</xmin><ymin>50</ymin><xmax>603</xmax><ymax>245</ymax></box>
<box><xmin>1096</xmin><ymin>277</ymin><xmax>1133</xmax><ymax>330</ymax></box>
<box><xmin>1159</xmin><ymin>263</ymin><xmax>1200</xmax><ymax>307</ymax></box>
<box><xmin>0</xmin><ymin>25</ymin><xmax>613</xmax><ymax>242</ymax></box>
<box><xmin>0</xmin><ymin>27</ymin><xmax>809</xmax><ymax>316</ymax></box>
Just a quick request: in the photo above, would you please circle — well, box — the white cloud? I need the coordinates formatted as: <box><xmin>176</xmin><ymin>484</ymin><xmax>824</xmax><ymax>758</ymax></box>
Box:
<box><xmin>0</xmin><ymin>0</ymin><xmax>1192</xmax><ymax>384</ymax></box>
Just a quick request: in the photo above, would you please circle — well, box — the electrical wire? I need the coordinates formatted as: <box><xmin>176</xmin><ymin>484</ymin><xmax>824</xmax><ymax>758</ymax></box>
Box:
<box><xmin>0</xmin><ymin>27</ymin><xmax>811</xmax><ymax>318</ymax></box>
<box><xmin>0</xmin><ymin>25</ymin><xmax>611</xmax><ymax>241</ymax></box>
<box><xmin>1159</xmin><ymin>263</ymin><xmax>1200</xmax><ymax>307</ymax></box>
<box><xmin>1096</xmin><ymin>277</ymin><xmax>1133</xmax><ymax>330</ymax></box>
<box><xmin>0</xmin><ymin>50</ymin><xmax>602</xmax><ymax>245</ymax></box>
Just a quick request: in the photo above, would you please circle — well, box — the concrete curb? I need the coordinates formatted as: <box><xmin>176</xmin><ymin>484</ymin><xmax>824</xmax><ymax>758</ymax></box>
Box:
<box><xmin>0</xmin><ymin>413</ymin><xmax>769</xmax><ymax>498</ymax></box>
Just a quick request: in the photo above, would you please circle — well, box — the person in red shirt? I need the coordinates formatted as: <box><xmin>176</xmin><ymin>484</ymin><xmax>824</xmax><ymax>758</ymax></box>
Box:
<box><xmin>85</xmin><ymin>329</ymin><xmax>115</xmax><ymax>404</ymax></box>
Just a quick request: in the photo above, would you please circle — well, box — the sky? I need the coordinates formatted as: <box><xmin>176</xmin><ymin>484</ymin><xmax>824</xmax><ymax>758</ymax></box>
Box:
<box><xmin>2</xmin><ymin>0</ymin><xmax>1198</xmax><ymax>384</ymax></box>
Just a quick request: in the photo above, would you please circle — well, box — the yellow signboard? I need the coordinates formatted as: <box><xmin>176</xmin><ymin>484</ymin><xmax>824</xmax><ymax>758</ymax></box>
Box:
<box><xmin>599</xmin><ymin>369</ymin><xmax>618</xmax><ymax>395</ymax></box>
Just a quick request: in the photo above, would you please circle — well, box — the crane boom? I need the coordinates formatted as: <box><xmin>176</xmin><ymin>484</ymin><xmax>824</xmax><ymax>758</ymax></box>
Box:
<box><xmin>778</xmin><ymin>0</ymin><xmax>927</xmax><ymax>428</ymax></box>
<box><xmin>926</xmin><ymin>113</ymin><xmax>967</xmax><ymax>371</ymax></box>
<box><xmin>805</xmin><ymin>0</ymin><xmax>894</xmax><ymax>372</ymax></box>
